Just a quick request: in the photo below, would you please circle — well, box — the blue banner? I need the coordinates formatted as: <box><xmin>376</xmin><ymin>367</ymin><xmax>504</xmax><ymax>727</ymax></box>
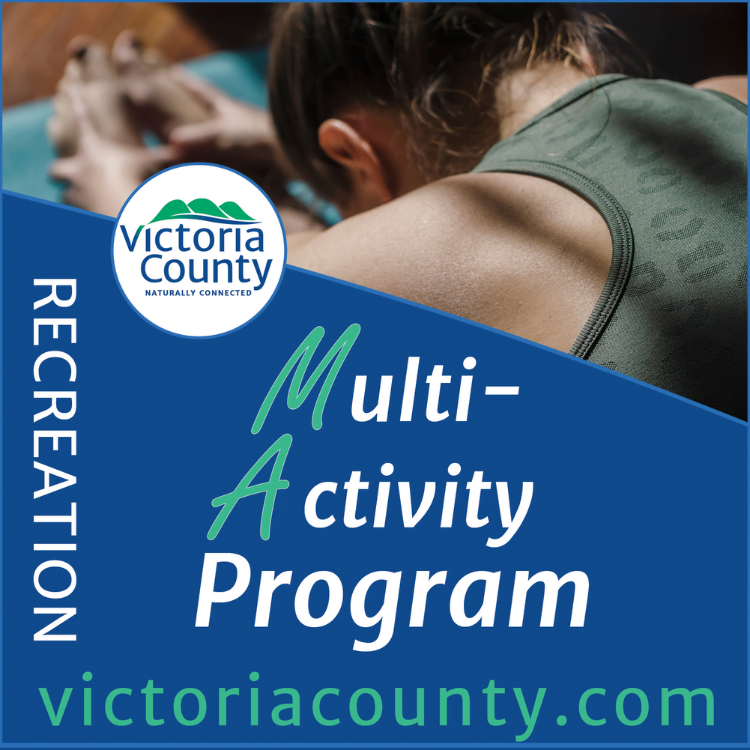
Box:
<box><xmin>2</xmin><ymin>192</ymin><xmax>747</xmax><ymax>747</ymax></box>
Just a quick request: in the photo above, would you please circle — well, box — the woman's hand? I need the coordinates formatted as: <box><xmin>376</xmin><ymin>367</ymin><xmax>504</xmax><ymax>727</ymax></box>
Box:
<box><xmin>164</xmin><ymin>69</ymin><xmax>299</xmax><ymax>205</ymax></box>
<box><xmin>49</xmin><ymin>85</ymin><xmax>176</xmax><ymax>217</ymax></box>
<box><xmin>167</xmin><ymin>69</ymin><xmax>278</xmax><ymax>162</ymax></box>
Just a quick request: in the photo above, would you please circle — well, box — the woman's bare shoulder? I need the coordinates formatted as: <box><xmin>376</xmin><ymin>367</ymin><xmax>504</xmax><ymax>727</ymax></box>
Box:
<box><xmin>694</xmin><ymin>75</ymin><xmax>747</xmax><ymax>104</ymax></box>
<box><xmin>287</xmin><ymin>171</ymin><xmax>613</xmax><ymax>351</ymax></box>
<box><xmin>288</xmin><ymin>173</ymin><xmax>538</xmax><ymax>293</ymax></box>
<box><xmin>290</xmin><ymin>173</ymin><xmax>565</xmax><ymax>266</ymax></box>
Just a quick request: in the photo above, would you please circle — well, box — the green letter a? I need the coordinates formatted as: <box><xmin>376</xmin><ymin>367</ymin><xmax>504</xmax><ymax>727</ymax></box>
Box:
<box><xmin>208</xmin><ymin>433</ymin><xmax>292</xmax><ymax>540</ymax></box>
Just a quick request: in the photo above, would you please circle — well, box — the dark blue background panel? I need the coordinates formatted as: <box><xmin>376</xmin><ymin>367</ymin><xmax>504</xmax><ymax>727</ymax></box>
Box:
<box><xmin>2</xmin><ymin>194</ymin><xmax>747</xmax><ymax>745</ymax></box>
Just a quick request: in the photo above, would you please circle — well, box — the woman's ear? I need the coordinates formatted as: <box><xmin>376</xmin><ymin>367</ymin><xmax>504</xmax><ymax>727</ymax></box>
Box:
<box><xmin>318</xmin><ymin>118</ymin><xmax>394</xmax><ymax>215</ymax></box>
<box><xmin>578</xmin><ymin>45</ymin><xmax>597</xmax><ymax>76</ymax></box>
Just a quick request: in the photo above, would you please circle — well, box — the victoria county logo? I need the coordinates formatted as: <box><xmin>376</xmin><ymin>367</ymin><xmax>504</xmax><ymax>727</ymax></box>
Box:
<box><xmin>112</xmin><ymin>164</ymin><xmax>286</xmax><ymax>337</ymax></box>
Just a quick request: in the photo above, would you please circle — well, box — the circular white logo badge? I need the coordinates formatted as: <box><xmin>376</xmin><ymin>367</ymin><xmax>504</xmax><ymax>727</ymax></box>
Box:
<box><xmin>112</xmin><ymin>164</ymin><xmax>286</xmax><ymax>337</ymax></box>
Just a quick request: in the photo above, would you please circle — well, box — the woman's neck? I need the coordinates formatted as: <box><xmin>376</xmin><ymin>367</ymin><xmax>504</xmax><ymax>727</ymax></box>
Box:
<box><xmin>494</xmin><ymin>64</ymin><xmax>592</xmax><ymax>140</ymax></box>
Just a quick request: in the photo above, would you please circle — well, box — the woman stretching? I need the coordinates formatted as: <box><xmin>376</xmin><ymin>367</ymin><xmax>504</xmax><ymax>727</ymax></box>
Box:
<box><xmin>48</xmin><ymin>4</ymin><xmax>747</xmax><ymax>418</ymax></box>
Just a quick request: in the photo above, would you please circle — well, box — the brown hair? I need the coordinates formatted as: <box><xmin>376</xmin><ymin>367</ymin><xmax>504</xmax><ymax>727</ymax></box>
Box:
<box><xmin>269</xmin><ymin>3</ymin><xmax>624</xmax><ymax>204</ymax></box>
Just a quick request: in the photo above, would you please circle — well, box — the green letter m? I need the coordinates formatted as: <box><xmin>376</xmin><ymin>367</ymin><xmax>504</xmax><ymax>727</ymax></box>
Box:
<box><xmin>661</xmin><ymin>687</ymin><xmax>714</xmax><ymax>726</ymax></box>
<box><xmin>252</xmin><ymin>324</ymin><xmax>360</xmax><ymax>434</ymax></box>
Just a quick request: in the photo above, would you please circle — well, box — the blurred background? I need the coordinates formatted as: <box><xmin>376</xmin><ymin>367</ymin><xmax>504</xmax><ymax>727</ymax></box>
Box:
<box><xmin>3</xmin><ymin>3</ymin><xmax>276</xmax><ymax>107</ymax></box>
<box><xmin>3</xmin><ymin>2</ymin><xmax>747</xmax><ymax>108</ymax></box>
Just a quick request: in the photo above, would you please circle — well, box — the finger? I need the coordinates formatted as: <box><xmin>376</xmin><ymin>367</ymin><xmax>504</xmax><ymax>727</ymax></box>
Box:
<box><xmin>142</xmin><ymin>47</ymin><xmax>168</xmax><ymax>69</ymax></box>
<box><xmin>125</xmin><ymin>77</ymin><xmax>152</xmax><ymax>106</ymax></box>
<box><xmin>112</xmin><ymin>30</ymin><xmax>141</xmax><ymax>59</ymax></box>
<box><xmin>143</xmin><ymin>144</ymin><xmax>180</xmax><ymax>168</ymax></box>
<box><xmin>66</xmin><ymin>36</ymin><xmax>115</xmax><ymax>82</ymax></box>
<box><xmin>66</xmin><ymin>35</ymin><xmax>97</xmax><ymax>58</ymax></box>
<box><xmin>169</xmin><ymin>120</ymin><xmax>221</xmax><ymax>146</ymax></box>
<box><xmin>66</xmin><ymin>84</ymin><xmax>100</xmax><ymax>146</ymax></box>
<box><xmin>49</xmin><ymin>157</ymin><xmax>79</xmax><ymax>183</ymax></box>
<box><xmin>61</xmin><ymin>56</ymin><xmax>83</xmax><ymax>85</ymax></box>
<box><xmin>168</xmin><ymin>66</ymin><xmax>227</xmax><ymax>108</ymax></box>
<box><xmin>112</xmin><ymin>30</ymin><xmax>146</xmax><ymax>73</ymax></box>
<box><xmin>47</xmin><ymin>112</ymin><xmax>77</xmax><ymax>158</ymax></box>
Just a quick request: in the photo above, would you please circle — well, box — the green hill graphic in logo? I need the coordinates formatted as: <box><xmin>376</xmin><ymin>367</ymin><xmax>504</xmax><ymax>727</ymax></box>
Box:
<box><xmin>148</xmin><ymin>199</ymin><xmax>258</xmax><ymax>226</ymax></box>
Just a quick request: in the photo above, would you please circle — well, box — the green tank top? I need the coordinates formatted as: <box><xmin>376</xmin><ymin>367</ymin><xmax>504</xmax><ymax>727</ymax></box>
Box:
<box><xmin>472</xmin><ymin>75</ymin><xmax>747</xmax><ymax>419</ymax></box>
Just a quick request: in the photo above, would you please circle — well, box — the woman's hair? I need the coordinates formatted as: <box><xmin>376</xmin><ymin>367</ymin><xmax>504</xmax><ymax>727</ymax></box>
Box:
<box><xmin>269</xmin><ymin>3</ymin><xmax>625</xmax><ymax>204</ymax></box>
